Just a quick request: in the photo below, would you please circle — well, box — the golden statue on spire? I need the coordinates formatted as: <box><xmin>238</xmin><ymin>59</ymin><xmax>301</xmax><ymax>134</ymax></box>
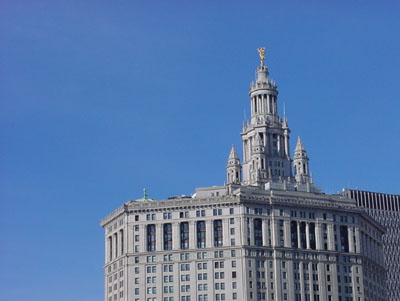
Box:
<box><xmin>257</xmin><ymin>47</ymin><xmax>266</xmax><ymax>66</ymax></box>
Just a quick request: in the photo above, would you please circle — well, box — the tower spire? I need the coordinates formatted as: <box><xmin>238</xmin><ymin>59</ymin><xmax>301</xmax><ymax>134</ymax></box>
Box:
<box><xmin>295</xmin><ymin>136</ymin><xmax>305</xmax><ymax>152</ymax></box>
<box><xmin>240</xmin><ymin>48</ymin><xmax>292</xmax><ymax>186</ymax></box>
<box><xmin>226</xmin><ymin>145</ymin><xmax>241</xmax><ymax>184</ymax></box>
<box><xmin>293</xmin><ymin>136</ymin><xmax>310</xmax><ymax>185</ymax></box>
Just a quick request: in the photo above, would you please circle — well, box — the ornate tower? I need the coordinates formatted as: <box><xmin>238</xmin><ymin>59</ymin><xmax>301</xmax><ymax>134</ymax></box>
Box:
<box><xmin>293</xmin><ymin>136</ymin><xmax>310</xmax><ymax>184</ymax></box>
<box><xmin>226</xmin><ymin>145</ymin><xmax>241</xmax><ymax>184</ymax></box>
<box><xmin>241</xmin><ymin>48</ymin><xmax>292</xmax><ymax>186</ymax></box>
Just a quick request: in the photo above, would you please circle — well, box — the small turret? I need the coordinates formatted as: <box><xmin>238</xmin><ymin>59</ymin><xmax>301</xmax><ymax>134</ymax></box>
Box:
<box><xmin>293</xmin><ymin>136</ymin><xmax>310</xmax><ymax>184</ymax></box>
<box><xmin>226</xmin><ymin>145</ymin><xmax>241</xmax><ymax>184</ymax></box>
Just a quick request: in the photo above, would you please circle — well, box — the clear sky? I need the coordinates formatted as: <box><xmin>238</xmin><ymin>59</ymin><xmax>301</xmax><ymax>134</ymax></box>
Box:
<box><xmin>1</xmin><ymin>1</ymin><xmax>399</xmax><ymax>300</ymax></box>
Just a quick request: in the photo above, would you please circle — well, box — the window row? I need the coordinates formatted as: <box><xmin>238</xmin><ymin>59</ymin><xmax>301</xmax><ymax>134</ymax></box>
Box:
<box><xmin>136</xmin><ymin>208</ymin><xmax>236</xmax><ymax>221</ymax></box>
<box><xmin>146</xmin><ymin>220</ymin><xmax>226</xmax><ymax>251</ymax></box>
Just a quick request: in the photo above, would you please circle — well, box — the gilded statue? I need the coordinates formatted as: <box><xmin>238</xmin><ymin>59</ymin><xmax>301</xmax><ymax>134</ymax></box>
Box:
<box><xmin>257</xmin><ymin>47</ymin><xmax>266</xmax><ymax>66</ymax></box>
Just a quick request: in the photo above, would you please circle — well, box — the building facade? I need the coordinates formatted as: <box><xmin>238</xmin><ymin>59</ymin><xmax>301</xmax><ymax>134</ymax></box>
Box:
<box><xmin>101</xmin><ymin>50</ymin><xmax>387</xmax><ymax>301</ymax></box>
<box><xmin>342</xmin><ymin>189</ymin><xmax>400</xmax><ymax>301</ymax></box>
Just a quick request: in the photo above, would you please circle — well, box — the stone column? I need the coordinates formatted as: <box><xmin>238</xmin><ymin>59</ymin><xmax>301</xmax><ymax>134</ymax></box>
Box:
<box><xmin>140</xmin><ymin>225</ymin><xmax>146</xmax><ymax>253</ymax></box>
<box><xmin>189</xmin><ymin>221</ymin><xmax>196</xmax><ymax>249</ymax></box>
<box><xmin>241</xmin><ymin>217</ymin><xmax>248</xmax><ymax>246</ymax></box>
<box><xmin>315</xmin><ymin>223</ymin><xmax>322</xmax><ymax>250</ymax></box>
<box><xmin>172</xmin><ymin>222</ymin><xmax>180</xmax><ymax>250</ymax></box>
<box><xmin>249</xmin><ymin>218</ymin><xmax>255</xmax><ymax>246</ymax></box>
<box><xmin>118</xmin><ymin>230</ymin><xmax>123</xmax><ymax>256</ymax></box>
<box><xmin>318</xmin><ymin>263</ymin><xmax>327</xmax><ymax>301</ymax></box>
<box><xmin>287</xmin><ymin>261</ymin><xmax>295</xmax><ymax>301</ymax></box>
<box><xmin>331</xmin><ymin>263</ymin><xmax>339</xmax><ymax>301</ymax></box>
<box><xmin>206</xmin><ymin>220</ymin><xmax>213</xmax><ymax>248</ymax></box>
<box><xmin>348</xmin><ymin>227</ymin><xmax>355</xmax><ymax>253</ymax></box>
<box><xmin>156</xmin><ymin>224</ymin><xmax>163</xmax><ymax>251</ymax></box>
<box><xmin>297</xmin><ymin>222</ymin><xmax>301</xmax><ymax>249</ymax></box>
<box><xmin>262</xmin><ymin>219</ymin><xmax>269</xmax><ymax>247</ymax></box>
<box><xmin>272</xmin><ymin>219</ymin><xmax>279</xmax><ymax>247</ymax></box>
<box><xmin>355</xmin><ymin>227</ymin><xmax>361</xmax><ymax>254</ymax></box>
<box><xmin>113</xmin><ymin>233</ymin><xmax>118</xmax><ymax>258</ymax></box>
<box><xmin>306</xmin><ymin>222</ymin><xmax>310</xmax><ymax>249</ymax></box>
<box><xmin>284</xmin><ymin>134</ymin><xmax>289</xmax><ymax>158</ymax></box>
<box><xmin>106</xmin><ymin>235</ymin><xmax>110</xmax><ymax>263</ymax></box>
<box><xmin>123</xmin><ymin>227</ymin><xmax>128</xmax><ymax>255</ymax></box>
<box><xmin>127</xmin><ymin>224</ymin><xmax>134</xmax><ymax>254</ymax></box>
<box><xmin>327</xmin><ymin>224</ymin><xmax>334</xmax><ymax>251</ymax></box>
<box><xmin>262</xmin><ymin>94</ymin><xmax>266</xmax><ymax>113</ymax></box>
<box><xmin>299</xmin><ymin>259</ymin><xmax>305</xmax><ymax>298</ymax></box>
<box><xmin>223</xmin><ymin>219</ymin><xmax>229</xmax><ymax>247</ymax></box>
<box><xmin>284</xmin><ymin>220</ymin><xmax>291</xmax><ymax>247</ymax></box>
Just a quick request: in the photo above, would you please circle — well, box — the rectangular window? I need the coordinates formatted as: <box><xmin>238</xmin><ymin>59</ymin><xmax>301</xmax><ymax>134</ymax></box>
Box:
<box><xmin>147</xmin><ymin>224</ymin><xmax>156</xmax><ymax>251</ymax></box>
<box><xmin>164</xmin><ymin>223</ymin><xmax>173</xmax><ymax>250</ymax></box>
<box><xmin>340</xmin><ymin>225</ymin><xmax>349</xmax><ymax>252</ymax></box>
<box><xmin>197</xmin><ymin>221</ymin><xmax>206</xmax><ymax>248</ymax></box>
<box><xmin>180</xmin><ymin>222</ymin><xmax>189</xmax><ymax>249</ymax></box>
<box><xmin>214</xmin><ymin>220</ymin><xmax>223</xmax><ymax>247</ymax></box>
<box><xmin>254</xmin><ymin>218</ymin><xmax>263</xmax><ymax>246</ymax></box>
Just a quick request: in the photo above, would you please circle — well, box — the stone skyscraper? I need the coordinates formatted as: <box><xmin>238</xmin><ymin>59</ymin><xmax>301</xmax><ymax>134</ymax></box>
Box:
<box><xmin>101</xmin><ymin>49</ymin><xmax>386</xmax><ymax>301</ymax></box>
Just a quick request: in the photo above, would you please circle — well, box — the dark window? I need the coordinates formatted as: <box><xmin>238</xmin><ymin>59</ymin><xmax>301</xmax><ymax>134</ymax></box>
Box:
<box><xmin>147</xmin><ymin>224</ymin><xmax>156</xmax><ymax>251</ymax></box>
<box><xmin>254</xmin><ymin>218</ymin><xmax>263</xmax><ymax>246</ymax></box>
<box><xmin>108</xmin><ymin>236</ymin><xmax>112</xmax><ymax>261</ymax></box>
<box><xmin>340</xmin><ymin>225</ymin><xmax>349</xmax><ymax>252</ymax></box>
<box><xmin>300</xmin><ymin>222</ymin><xmax>307</xmax><ymax>249</ymax></box>
<box><xmin>197</xmin><ymin>221</ymin><xmax>206</xmax><ymax>248</ymax></box>
<box><xmin>214</xmin><ymin>220</ymin><xmax>223</xmax><ymax>247</ymax></box>
<box><xmin>309</xmin><ymin>223</ymin><xmax>316</xmax><ymax>250</ymax></box>
<box><xmin>163</xmin><ymin>223</ymin><xmax>172</xmax><ymax>250</ymax></box>
<box><xmin>180</xmin><ymin>222</ymin><xmax>189</xmax><ymax>249</ymax></box>
<box><xmin>120</xmin><ymin>230</ymin><xmax>124</xmax><ymax>254</ymax></box>
<box><xmin>291</xmin><ymin>221</ymin><xmax>298</xmax><ymax>248</ymax></box>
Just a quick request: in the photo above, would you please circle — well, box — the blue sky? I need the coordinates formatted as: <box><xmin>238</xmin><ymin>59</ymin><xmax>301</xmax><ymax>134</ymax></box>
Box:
<box><xmin>1</xmin><ymin>1</ymin><xmax>399</xmax><ymax>300</ymax></box>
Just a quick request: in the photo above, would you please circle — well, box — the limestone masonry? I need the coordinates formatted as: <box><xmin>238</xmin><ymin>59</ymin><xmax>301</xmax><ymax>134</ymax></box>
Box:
<box><xmin>101</xmin><ymin>50</ymin><xmax>394</xmax><ymax>301</ymax></box>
